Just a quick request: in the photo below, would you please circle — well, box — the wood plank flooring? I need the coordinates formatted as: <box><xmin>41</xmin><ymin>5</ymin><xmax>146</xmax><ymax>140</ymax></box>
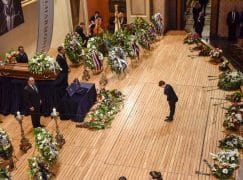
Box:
<box><xmin>0</xmin><ymin>32</ymin><xmax>232</xmax><ymax>179</ymax></box>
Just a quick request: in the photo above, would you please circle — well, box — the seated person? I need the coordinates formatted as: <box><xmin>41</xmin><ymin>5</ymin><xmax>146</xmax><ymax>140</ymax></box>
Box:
<box><xmin>75</xmin><ymin>22</ymin><xmax>88</xmax><ymax>47</ymax></box>
<box><xmin>93</xmin><ymin>17</ymin><xmax>104</xmax><ymax>36</ymax></box>
<box><xmin>16</xmin><ymin>45</ymin><xmax>28</xmax><ymax>63</ymax></box>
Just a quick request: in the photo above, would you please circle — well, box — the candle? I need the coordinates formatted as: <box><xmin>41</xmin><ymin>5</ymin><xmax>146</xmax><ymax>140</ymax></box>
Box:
<box><xmin>53</xmin><ymin>108</ymin><xmax>56</xmax><ymax>114</ymax></box>
<box><xmin>17</xmin><ymin>111</ymin><xmax>20</xmax><ymax>116</ymax></box>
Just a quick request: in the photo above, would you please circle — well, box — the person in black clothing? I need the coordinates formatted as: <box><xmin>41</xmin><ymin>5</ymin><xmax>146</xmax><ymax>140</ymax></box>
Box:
<box><xmin>192</xmin><ymin>2</ymin><xmax>202</xmax><ymax>29</ymax></box>
<box><xmin>227</xmin><ymin>8</ymin><xmax>240</xmax><ymax>41</ymax></box>
<box><xmin>159</xmin><ymin>80</ymin><xmax>178</xmax><ymax>121</ymax></box>
<box><xmin>240</xmin><ymin>11</ymin><xmax>243</xmax><ymax>38</ymax></box>
<box><xmin>195</xmin><ymin>12</ymin><xmax>205</xmax><ymax>37</ymax></box>
<box><xmin>89</xmin><ymin>11</ymin><xmax>100</xmax><ymax>25</ymax></box>
<box><xmin>16</xmin><ymin>45</ymin><xmax>28</xmax><ymax>63</ymax></box>
<box><xmin>56</xmin><ymin>46</ymin><xmax>69</xmax><ymax>91</ymax></box>
<box><xmin>75</xmin><ymin>22</ymin><xmax>88</xmax><ymax>47</ymax></box>
<box><xmin>199</xmin><ymin>0</ymin><xmax>208</xmax><ymax>15</ymax></box>
<box><xmin>149</xmin><ymin>171</ymin><xmax>163</xmax><ymax>180</ymax></box>
<box><xmin>24</xmin><ymin>77</ymin><xmax>43</xmax><ymax>128</ymax></box>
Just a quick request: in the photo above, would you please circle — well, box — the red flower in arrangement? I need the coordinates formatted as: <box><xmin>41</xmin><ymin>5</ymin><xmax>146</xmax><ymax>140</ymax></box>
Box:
<box><xmin>90</xmin><ymin>118</ymin><xmax>95</xmax><ymax>122</ymax></box>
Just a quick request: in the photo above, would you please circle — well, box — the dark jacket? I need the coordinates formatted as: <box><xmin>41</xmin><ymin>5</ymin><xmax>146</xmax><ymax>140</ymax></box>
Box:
<box><xmin>75</xmin><ymin>25</ymin><xmax>88</xmax><ymax>43</ymax></box>
<box><xmin>16</xmin><ymin>52</ymin><xmax>28</xmax><ymax>63</ymax></box>
<box><xmin>227</xmin><ymin>11</ymin><xmax>240</xmax><ymax>26</ymax></box>
<box><xmin>56</xmin><ymin>54</ymin><xmax>69</xmax><ymax>73</ymax></box>
<box><xmin>24</xmin><ymin>84</ymin><xmax>41</xmax><ymax>110</ymax></box>
<box><xmin>164</xmin><ymin>84</ymin><xmax>178</xmax><ymax>102</ymax></box>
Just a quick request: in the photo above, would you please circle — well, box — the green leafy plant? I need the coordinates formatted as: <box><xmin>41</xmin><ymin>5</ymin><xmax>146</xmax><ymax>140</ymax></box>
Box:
<box><xmin>218</xmin><ymin>71</ymin><xmax>243</xmax><ymax>91</ymax></box>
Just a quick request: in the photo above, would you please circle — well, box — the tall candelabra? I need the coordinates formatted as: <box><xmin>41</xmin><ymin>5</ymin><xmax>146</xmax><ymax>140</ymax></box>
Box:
<box><xmin>51</xmin><ymin>108</ymin><xmax>65</xmax><ymax>149</ymax></box>
<box><xmin>15</xmin><ymin>111</ymin><xmax>32</xmax><ymax>153</ymax></box>
<box><xmin>114</xmin><ymin>4</ymin><xmax>121</xmax><ymax>32</ymax></box>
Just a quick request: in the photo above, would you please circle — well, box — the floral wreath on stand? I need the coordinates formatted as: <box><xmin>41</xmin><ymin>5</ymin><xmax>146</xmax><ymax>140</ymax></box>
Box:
<box><xmin>64</xmin><ymin>32</ymin><xmax>84</xmax><ymax>64</ymax></box>
<box><xmin>108</xmin><ymin>47</ymin><xmax>128</xmax><ymax>75</ymax></box>
<box><xmin>34</xmin><ymin>128</ymin><xmax>59</xmax><ymax>165</ymax></box>
<box><xmin>135</xmin><ymin>30</ymin><xmax>150</xmax><ymax>50</ymax></box>
<box><xmin>0</xmin><ymin>128</ymin><xmax>13</xmax><ymax>161</ymax></box>
<box><xmin>152</xmin><ymin>13</ymin><xmax>163</xmax><ymax>36</ymax></box>
<box><xmin>87</xmin><ymin>36</ymin><xmax>109</xmax><ymax>57</ymax></box>
<box><xmin>4</xmin><ymin>50</ymin><xmax>18</xmax><ymax>64</ymax></box>
<box><xmin>28</xmin><ymin>53</ymin><xmax>61</xmax><ymax>75</ymax></box>
<box><xmin>83</xmin><ymin>48</ymin><xmax>104</xmax><ymax>73</ymax></box>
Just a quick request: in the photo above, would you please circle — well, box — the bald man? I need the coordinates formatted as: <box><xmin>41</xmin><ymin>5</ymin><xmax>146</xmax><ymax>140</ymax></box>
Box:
<box><xmin>24</xmin><ymin>77</ymin><xmax>43</xmax><ymax>128</ymax></box>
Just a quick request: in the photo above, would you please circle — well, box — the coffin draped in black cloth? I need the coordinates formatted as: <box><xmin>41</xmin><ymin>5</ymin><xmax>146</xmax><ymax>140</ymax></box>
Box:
<box><xmin>0</xmin><ymin>73</ymin><xmax>66</xmax><ymax>116</ymax></box>
<box><xmin>58</xmin><ymin>83</ymin><xmax>97</xmax><ymax>122</ymax></box>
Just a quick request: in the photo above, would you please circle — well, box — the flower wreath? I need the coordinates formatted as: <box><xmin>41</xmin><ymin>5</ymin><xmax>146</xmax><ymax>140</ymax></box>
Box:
<box><xmin>84</xmin><ymin>49</ymin><xmax>104</xmax><ymax>71</ymax></box>
<box><xmin>0</xmin><ymin>128</ymin><xmax>13</xmax><ymax>160</ymax></box>
<box><xmin>108</xmin><ymin>47</ymin><xmax>128</xmax><ymax>74</ymax></box>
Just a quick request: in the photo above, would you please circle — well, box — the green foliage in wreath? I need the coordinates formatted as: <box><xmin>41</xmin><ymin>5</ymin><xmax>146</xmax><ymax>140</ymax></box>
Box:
<box><xmin>34</xmin><ymin>128</ymin><xmax>59</xmax><ymax>164</ymax></box>
<box><xmin>64</xmin><ymin>32</ymin><xmax>84</xmax><ymax>64</ymax></box>
<box><xmin>0</xmin><ymin>167</ymin><xmax>10</xmax><ymax>179</ymax></box>
<box><xmin>0</xmin><ymin>128</ymin><xmax>13</xmax><ymax>160</ymax></box>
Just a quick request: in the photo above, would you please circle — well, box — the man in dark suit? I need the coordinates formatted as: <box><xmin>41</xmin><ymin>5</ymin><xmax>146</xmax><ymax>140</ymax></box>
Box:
<box><xmin>159</xmin><ymin>80</ymin><xmax>178</xmax><ymax>121</ymax></box>
<box><xmin>195</xmin><ymin>12</ymin><xmax>205</xmax><ymax>37</ymax></box>
<box><xmin>199</xmin><ymin>0</ymin><xmax>208</xmax><ymax>15</ymax></box>
<box><xmin>16</xmin><ymin>45</ymin><xmax>28</xmax><ymax>63</ymax></box>
<box><xmin>56</xmin><ymin>46</ymin><xmax>69</xmax><ymax>91</ymax></box>
<box><xmin>227</xmin><ymin>8</ymin><xmax>240</xmax><ymax>41</ymax></box>
<box><xmin>75</xmin><ymin>22</ymin><xmax>88</xmax><ymax>47</ymax></box>
<box><xmin>24</xmin><ymin>77</ymin><xmax>43</xmax><ymax>128</ymax></box>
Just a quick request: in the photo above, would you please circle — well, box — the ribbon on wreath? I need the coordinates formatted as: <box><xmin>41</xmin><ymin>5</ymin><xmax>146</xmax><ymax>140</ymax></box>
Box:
<box><xmin>116</xmin><ymin>57</ymin><xmax>128</xmax><ymax>73</ymax></box>
<box><xmin>132</xmin><ymin>42</ymin><xmax>140</xmax><ymax>58</ymax></box>
<box><xmin>156</xmin><ymin>15</ymin><xmax>163</xmax><ymax>34</ymax></box>
<box><xmin>91</xmin><ymin>50</ymin><xmax>102</xmax><ymax>71</ymax></box>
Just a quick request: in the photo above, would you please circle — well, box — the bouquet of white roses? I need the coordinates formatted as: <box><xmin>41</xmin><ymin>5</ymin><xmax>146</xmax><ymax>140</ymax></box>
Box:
<box><xmin>64</xmin><ymin>32</ymin><xmax>84</xmax><ymax>64</ymax></box>
<box><xmin>29</xmin><ymin>53</ymin><xmax>61</xmax><ymax>75</ymax></box>
<box><xmin>5</xmin><ymin>50</ymin><xmax>18</xmax><ymax>64</ymax></box>
<box><xmin>0</xmin><ymin>128</ymin><xmax>13</xmax><ymax>160</ymax></box>
<box><xmin>28</xmin><ymin>156</ymin><xmax>54</xmax><ymax>180</ymax></box>
<box><xmin>34</xmin><ymin>128</ymin><xmax>59</xmax><ymax>164</ymax></box>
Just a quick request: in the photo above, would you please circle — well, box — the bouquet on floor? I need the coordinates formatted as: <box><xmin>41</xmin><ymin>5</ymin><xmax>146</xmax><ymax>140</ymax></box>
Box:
<box><xmin>64</xmin><ymin>32</ymin><xmax>84</xmax><ymax>64</ymax></box>
<box><xmin>87</xmin><ymin>36</ymin><xmax>109</xmax><ymax>57</ymax></box>
<box><xmin>4</xmin><ymin>50</ymin><xmax>18</xmax><ymax>64</ymax></box>
<box><xmin>198</xmin><ymin>44</ymin><xmax>211</xmax><ymax>56</ymax></box>
<box><xmin>28</xmin><ymin>156</ymin><xmax>54</xmax><ymax>180</ymax></box>
<box><xmin>108</xmin><ymin>47</ymin><xmax>128</xmax><ymax>75</ymax></box>
<box><xmin>29</xmin><ymin>53</ymin><xmax>61</xmax><ymax>75</ymax></box>
<box><xmin>0</xmin><ymin>167</ymin><xmax>10</xmax><ymax>179</ymax></box>
<box><xmin>209</xmin><ymin>48</ymin><xmax>223</xmax><ymax>59</ymax></box>
<box><xmin>34</xmin><ymin>128</ymin><xmax>59</xmax><ymax>164</ymax></box>
<box><xmin>223</xmin><ymin>104</ymin><xmax>243</xmax><ymax>131</ymax></box>
<box><xmin>183</xmin><ymin>33</ymin><xmax>200</xmax><ymax>44</ymax></box>
<box><xmin>151</xmin><ymin>13</ymin><xmax>163</xmax><ymax>35</ymax></box>
<box><xmin>218</xmin><ymin>71</ymin><xmax>243</xmax><ymax>91</ymax></box>
<box><xmin>219</xmin><ymin>60</ymin><xmax>230</xmax><ymax>71</ymax></box>
<box><xmin>205</xmin><ymin>149</ymin><xmax>239</xmax><ymax>179</ymax></box>
<box><xmin>82</xmin><ymin>89</ymin><xmax>125</xmax><ymax>130</ymax></box>
<box><xmin>83</xmin><ymin>48</ymin><xmax>104</xmax><ymax>71</ymax></box>
<box><xmin>226</xmin><ymin>92</ymin><xmax>243</xmax><ymax>103</ymax></box>
<box><xmin>219</xmin><ymin>134</ymin><xmax>243</xmax><ymax>150</ymax></box>
<box><xmin>0</xmin><ymin>128</ymin><xmax>13</xmax><ymax>160</ymax></box>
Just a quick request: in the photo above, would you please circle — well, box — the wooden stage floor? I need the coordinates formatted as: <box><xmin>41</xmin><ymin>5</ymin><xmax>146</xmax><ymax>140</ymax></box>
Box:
<box><xmin>0</xmin><ymin>32</ymin><xmax>230</xmax><ymax>179</ymax></box>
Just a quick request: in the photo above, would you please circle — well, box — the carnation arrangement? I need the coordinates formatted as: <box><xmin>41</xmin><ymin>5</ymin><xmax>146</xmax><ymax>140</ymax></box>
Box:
<box><xmin>64</xmin><ymin>32</ymin><xmax>84</xmax><ymax>64</ymax></box>
<box><xmin>34</xmin><ymin>128</ymin><xmax>59</xmax><ymax>164</ymax></box>
<box><xmin>0</xmin><ymin>128</ymin><xmax>13</xmax><ymax>160</ymax></box>
<box><xmin>28</xmin><ymin>53</ymin><xmax>61</xmax><ymax>75</ymax></box>
<box><xmin>218</xmin><ymin>71</ymin><xmax>243</xmax><ymax>91</ymax></box>
<box><xmin>219</xmin><ymin>134</ymin><xmax>243</xmax><ymax>150</ymax></box>
<box><xmin>183</xmin><ymin>33</ymin><xmax>200</xmax><ymax>44</ymax></box>
<box><xmin>5</xmin><ymin>50</ymin><xmax>18</xmax><ymax>64</ymax></box>
<box><xmin>223</xmin><ymin>104</ymin><xmax>243</xmax><ymax>131</ymax></box>
<box><xmin>151</xmin><ymin>13</ymin><xmax>163</xmax><ymax>35</ymax></box>
<box><xmin>209</xmin><ymin>48</ymin><xmax>223</xmax><ymax>59</ymax></box>
<box><xmin>108</xmin><ymin>47</ymin><xmax>128</xmax><ymax>75</ymax></box>
<box><xmin>81</xmin><ymin>89</ymin><xmax>124</xmax><ymax>130</ymax></box>
<box><xmin>28</xmin><ymin>156</ymin><xmax>54</xmax><ymax>180</ymax></box>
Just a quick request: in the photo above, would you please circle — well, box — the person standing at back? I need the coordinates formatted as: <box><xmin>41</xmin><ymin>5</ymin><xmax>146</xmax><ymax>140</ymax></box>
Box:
<box><xmin>159</xmin><ymin>80</ymin><xmax>178</xmax><ymax>121</ymax></box>
<box><xmin>16</xmin><ymin>45</ymin><xmax>28</xmax><ymax>63</ymax></box>
<box><xmin>24</xmin><ymin>77</ymin><xmax>43</xmax><ymax>128</ymax></box>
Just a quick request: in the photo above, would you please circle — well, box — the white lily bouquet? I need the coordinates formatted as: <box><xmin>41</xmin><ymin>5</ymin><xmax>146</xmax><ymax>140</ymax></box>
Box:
<box><xmin>29</xmin><ymin>53</ymin><xmax>61</xmax><ymax>75</ymax></box>
<box><xmin>34</xmin><ymin>128</ymin><xmax>59</xmax><ymax>164</ymax></box>
<box><xmin>108</xmin><ymin>47</ymin><xmax>128</xmax><ymax>75</ymax></box>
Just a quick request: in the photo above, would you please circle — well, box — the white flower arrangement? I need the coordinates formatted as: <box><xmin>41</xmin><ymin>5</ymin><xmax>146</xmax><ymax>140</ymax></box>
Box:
<box><xmin>28</xmin><ymin>53</ymin><xmax>61</xmax><ymax>75</ymax></box>
<box><xmin>108</xmin><ymin>47</ymin><xmax>128</xmax><ymax>74</ymax></box>
<box><xmin>5</xmin><ymin>50</ymin><xmax>18</xmax><ymax>64</ymax></box>
<box><xmin>218</xmin><ymin>71</ymin><xmax>243</xmax><ymax>91</ymax></box>
<box><xmin>209</xmin><ymin>48</ymin><xmax>223</xmax><ymax>59</ymax></box>
<box><xmin>210</xmin><ymin>149</ymin><xmax>239</xmax><ymax>165</ymax></box>
<box><xmin>34</xmin><ymin>128</ymin><xmax>59</xmax><ymax>164</ymax></box>
<box><xmin>219</xmin><ymin>134</ymin><xmax>243</xmax><ymax>150</ymax></box>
